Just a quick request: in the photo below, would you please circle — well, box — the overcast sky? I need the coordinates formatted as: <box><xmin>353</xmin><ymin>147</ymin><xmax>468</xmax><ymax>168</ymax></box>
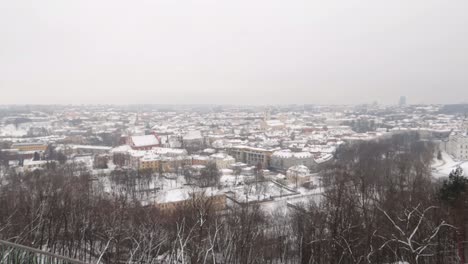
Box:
<box><xmin>1</xmin><ymin>0</ymin><xmax>468</xmax><ymax>105</ymax></box>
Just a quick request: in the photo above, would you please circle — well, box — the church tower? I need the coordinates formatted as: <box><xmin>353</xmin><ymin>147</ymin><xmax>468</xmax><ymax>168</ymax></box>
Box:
<box><xmin>463</xmin><ymin>119</ymin><xmax>468</xmax><ymax>135</ymax></box>
<box><xmin>264</xmin><ymin>107</ymin><xmax>271</xmax><ymax>121</ymax></box>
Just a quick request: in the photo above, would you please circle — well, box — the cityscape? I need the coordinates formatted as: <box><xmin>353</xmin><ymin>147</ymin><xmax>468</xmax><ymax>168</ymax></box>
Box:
<box><xmin>1</xmin><ymin>101</ymin><xmax>468</xmax><ymax>263</ymax></box>
<box><xmin>2</xmin><ymin>0</ymin><xmax>468</xmax><ymax>263</ymax></box>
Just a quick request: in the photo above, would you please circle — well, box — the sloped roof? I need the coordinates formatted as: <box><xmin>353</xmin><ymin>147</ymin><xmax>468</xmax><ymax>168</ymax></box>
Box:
<box><xmin>131</xmin><ymin>135</ymin><xmax>159</xmax><ymax>147</ymax></box>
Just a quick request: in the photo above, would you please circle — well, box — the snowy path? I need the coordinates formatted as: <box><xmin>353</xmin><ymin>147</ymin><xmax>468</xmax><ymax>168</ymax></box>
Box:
<box><xmin>431</xmin><ymin>151</ymin><xmax>467</xmax><ymax>179</ymax></box>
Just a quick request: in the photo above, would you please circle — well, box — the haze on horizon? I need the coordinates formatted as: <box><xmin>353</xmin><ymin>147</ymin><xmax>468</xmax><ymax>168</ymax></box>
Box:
<box><xmin>1</xmin><ymin>0</ymin><xmax>468</xmax><ymax>106</ymax></box>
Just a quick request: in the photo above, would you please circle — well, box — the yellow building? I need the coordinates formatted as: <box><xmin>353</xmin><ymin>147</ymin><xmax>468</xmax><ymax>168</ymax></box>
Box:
<box><xmin>11</xmin><ymin>143</ymin><xmax>48</xmax><ymax>152</ymax></box>
<box><xmin>139</xmin><ymin>158</ymin><xmax>160</xmax><ymax>171</ymax></box>
<box><xmin>139</xmin><ymin>156</ymin><xmax>191</xmax><ymax>172</ymax></box>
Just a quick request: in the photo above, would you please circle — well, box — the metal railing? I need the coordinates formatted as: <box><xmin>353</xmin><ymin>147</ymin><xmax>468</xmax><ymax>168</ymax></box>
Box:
<box><xmin>0</xmin><ymin>240</ymin><xmax>87</xmax><ymax>264</ymax></box>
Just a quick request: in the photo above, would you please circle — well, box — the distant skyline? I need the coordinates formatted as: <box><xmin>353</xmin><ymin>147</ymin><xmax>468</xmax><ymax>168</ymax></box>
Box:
<box><xmin>1</xmin><ymin>0</ymin><xmax>468</xmax><ymax>105</ymax></box>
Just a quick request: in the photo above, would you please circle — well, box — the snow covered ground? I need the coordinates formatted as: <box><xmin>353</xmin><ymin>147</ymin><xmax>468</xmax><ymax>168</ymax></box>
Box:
<box><xmin>0</xmin><ymin>124</ymin><xmax>28</xmax><ymax>137</ymax></box>
<box><xmin>0</xmin><ymin>120</ymin><xmax>54</xmax><ymax>137</ymax></box>
<box><xmin>226</xmin><ymin>181</ymin><xmax>299</xmax><ymax>203</ymax></box>
<box><xmin>431</xmin><ymin>151</ymin><xmax>468</xmax><ymax>179</ymax></box>
<box><xmin>219</xmin><ymin>174</ymin><xmax>254</xmax><ymax>187</ymax></box>
<box><xmin>260</xmin><ymin>192</ymin><xmax>322</xmax><ymax>215</ymax></box>
<box><xmin>96</xmin><ymin>172</ymin><xmax>192</xmax><ymax>204</ymax></box>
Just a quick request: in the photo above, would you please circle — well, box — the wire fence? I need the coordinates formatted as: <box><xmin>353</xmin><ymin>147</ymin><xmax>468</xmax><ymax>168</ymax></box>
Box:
<box><xmin>0</xmin><ymin>240</ymin><xmax>87</xmax><ymax>264</ymax></box>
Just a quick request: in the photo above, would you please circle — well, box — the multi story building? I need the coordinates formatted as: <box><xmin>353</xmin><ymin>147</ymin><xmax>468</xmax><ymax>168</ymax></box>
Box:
<box><xmin>22</xmin><ymin>160</ymin><xmax>56</xmax><ymax>171</ymax></box>
<box><xmin>65</xmin><ymin>145</ymin><xmax>112</xmax><ymax>155</ymax></box>
<box><xmin>11</xmin><ymin>142</ymin><xmax>48</xmax><ymax>152</ymax></box>
<box><xmin>270</xmin><ymin>150</ymin><xmax>316</xmax><ymax>171</ymax></box>
<box><xmin>399</xmin><ymin>96</ymin><xmax>407</xmax><ymax>107</ymax></box>
<box><xmin>139</xmin><ymin>154</ymin><xmax>190</xmax><ymax>172</ymax></box>
<box><xmin>191</xmin><ymin>155</ymin><xmax>211</xmax><ymax>166</ymax></box>
<box><xmin>209</xmin><ymin>153</ymin><xmax>235</xmax><ymax>169</ymax></box>
<box><xmin>139</xmin><ymin>155</ymin><xmax>161</xmax><ymax>171</ymax></box>
<box><xmin>446</xmin><ymin>120</ymin><xmax>468</xmax><ymax>160</ymax></box>
<box><xmin>228</xmin><ymin>146</ymin><xmax>273</xmax><ymax>168</ymax></box>
<box><xmin>182</xmin><ymin>130</ymin><xmax>205</xmax><ymax>151</ymax></box>
<box><xmin>260</xmin><ymin>119</ymin><xmax>285</xmax><ymax>131</ymax></box>
<box><xmin>447</xmin><ymin>133</ymin><xmax>468</xmax><ymax>160</ymax></box>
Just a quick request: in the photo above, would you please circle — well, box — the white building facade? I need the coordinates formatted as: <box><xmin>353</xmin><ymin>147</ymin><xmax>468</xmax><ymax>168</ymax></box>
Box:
<box><xmin>270</xmin><ymin>150</ymin><xmax>316</xmax><ymax>171</ymax></box>
<box><xmin>446</xmin><ymin>121</ymin><xmax>468</xmax><ymax>160</ymax></box>
<box><xmin>447</xmin><ymin>133</ymin><xmax>468</xmax><ymax>160</ymax></box>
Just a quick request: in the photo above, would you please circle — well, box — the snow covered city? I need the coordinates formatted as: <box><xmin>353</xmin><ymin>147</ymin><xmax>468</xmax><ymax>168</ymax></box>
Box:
<box><xmin>1</xmin><ymin>1</ymin><xmax>468</xmax><ymax>264</ymax></box>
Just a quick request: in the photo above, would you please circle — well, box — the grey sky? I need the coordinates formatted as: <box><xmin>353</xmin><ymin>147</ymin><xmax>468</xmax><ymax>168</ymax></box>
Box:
<box><xmin>1</xmin><ymin>0</ymin><xmax>468</xmax><ymax>105</ymax></box>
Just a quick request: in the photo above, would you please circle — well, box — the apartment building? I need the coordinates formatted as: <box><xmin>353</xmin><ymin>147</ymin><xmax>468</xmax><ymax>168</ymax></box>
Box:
<box><xmin>228</xmin><ymin>146</ymin><xmax>273</xmax><ymax>168</ymax></box>
<box><xmin>270</xmin><ymin>150</ymin><xmax>316</xmax><ymax>171</ymax></box>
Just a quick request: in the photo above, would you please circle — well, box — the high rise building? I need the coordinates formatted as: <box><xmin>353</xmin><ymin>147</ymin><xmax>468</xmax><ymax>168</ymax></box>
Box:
<box><xmin>399</xmin><ymin>96</ymin><xmax>407</xmax><ymax>107</ymax></box>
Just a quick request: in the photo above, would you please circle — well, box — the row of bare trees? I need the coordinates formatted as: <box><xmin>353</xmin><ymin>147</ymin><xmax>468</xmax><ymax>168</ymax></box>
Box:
<box><xmin>0</xmin><ymin>132</ymin><xmax>464</xmax><ymax>263</ymax></box>
<box><xmin>296</xmin><ymin>133</ymin><xmax>460</xmax><ymax>263</ymax></box>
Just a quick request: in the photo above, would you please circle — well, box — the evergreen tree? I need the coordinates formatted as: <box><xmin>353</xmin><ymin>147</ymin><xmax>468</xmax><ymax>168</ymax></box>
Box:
<box><xmin>33</xmin><ymin>151</ymin><xmax>41</xmax><ymax>161</ymax></box>
<box><xmin>439</xmin><ymin>166</ymin><xmax>467</xmax><ymax>206</ymax></box>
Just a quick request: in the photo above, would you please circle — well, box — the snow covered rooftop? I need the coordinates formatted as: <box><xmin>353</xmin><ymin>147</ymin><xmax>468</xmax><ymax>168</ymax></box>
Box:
<box><xmin>272</xmin><ymin>150</ymin><xmax>313</xmax><ymax>159</ymax></box>
<box><xmin>183</xmin><ymin>130</ymin><xmax>202</xmax><ymax>140</ymax></box>
<box><xmin>210</xmin><ymin>153</ymin><xmax>235</xmax><ymax>160</ymax></box>
<box><xmin>111</xmin><ymin>145</ymin><xmax>133</xmax><ymax>153</ymax></box>
<box><xmin>265</xmin><ymin>120</ymin><xmax>284</xmax><ymax>127</ymax></box>
<box><xmin>287</xmin><ymin>165</ymin><xmax>310</xmax><ymax>174</ymax></box>
<box><xmin>131</xmin><ymin>135</ymin><xmax>159</xmax><ymax>147</ymax></box>
<box><xmin>156</xmin><ymin>188</ymin><xmax>222</xmax><ymax>203</ymax></box>
<box><xmin>70</xmin><ymin>145</ymin><xmax>112</xmax><ymax>151</ymax></box>
<box><xmin>152</xmin><ymin>147</ymin><xmax>187</xmax><ymax>156</ymax></box>
<box><xmin>314</xmin><ymin>154</ymin><xmax>333</xmax><ymax>164</ymax></box>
